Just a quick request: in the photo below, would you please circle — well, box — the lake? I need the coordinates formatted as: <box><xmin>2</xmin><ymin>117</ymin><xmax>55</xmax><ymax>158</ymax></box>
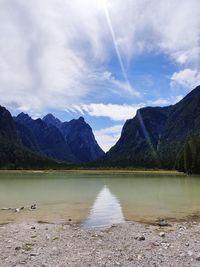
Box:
<box><xmin>0</xmin><ymin>171</ymin><xmax>200</xmax><ymax>228</ymax></box>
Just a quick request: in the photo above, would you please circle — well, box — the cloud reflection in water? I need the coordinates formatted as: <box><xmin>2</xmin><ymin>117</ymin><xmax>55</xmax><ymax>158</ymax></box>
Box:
<box><xmin>82</xmin><ymin>185</ymin><xmax>125</xmax><ymax>229</ymax></box>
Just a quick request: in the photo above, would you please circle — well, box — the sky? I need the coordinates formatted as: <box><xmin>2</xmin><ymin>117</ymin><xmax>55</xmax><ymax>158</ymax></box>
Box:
<box><xmin>0</xmin><ymin>0</ymin><xmax>200</xmax><ymax>151</ymax></box>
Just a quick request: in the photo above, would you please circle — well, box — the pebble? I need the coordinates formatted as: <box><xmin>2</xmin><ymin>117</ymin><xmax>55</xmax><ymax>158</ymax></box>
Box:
<box><xmin>138</xmin><ymin>236</ymin><xmax>145</xmax><ymax>241</ymax></box>
<box><xmin>159</xmin><ymin>232</ymin><xmax>165</xmax><ymax>237</ymax></box>
<box><xmin>30</xmin><ymin>253</ymin><xmax>39</xmax><ymax>256</ymax></box>
<box><xmin>1</xmin><ymin>221</ymin><xmax>200</xmax><ymax>267</ymax></box>
<box><xmin>161</xmin><ymin>242</ymin><xmax>170</xmax><ymax>249</ymax></box>
<box><xmin>31</xmin><ymin>204</ymin><xmax>36</xmax><ymax>210</ymax></box>
<box><xmin>196</xmin><ymin>254</ymin><xmax>200</xmax><ymax>261</ymax></box>
<box><xmin>158</xmin><ymin>220</ymin><xmax>171</xmax><ymax>227</ymax></box>
<box><xmin>152</xmin><ymin>242</ymin><xmax>159</xmax><ymax>246</ymax></box>
<box><xmin>188</xmin><ymin>251</ymin><xmax>193</xmax><ymax>257</ymax></box>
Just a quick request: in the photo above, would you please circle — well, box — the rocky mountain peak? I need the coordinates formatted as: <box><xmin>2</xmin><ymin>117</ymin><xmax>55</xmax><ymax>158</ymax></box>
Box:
<box><xmin>43</xmin><ymin>113</ymin><xmax>62</xmax><ymax>128</ymax></box>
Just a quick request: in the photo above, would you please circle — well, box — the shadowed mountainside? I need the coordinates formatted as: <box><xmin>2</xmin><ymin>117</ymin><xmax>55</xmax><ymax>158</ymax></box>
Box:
<box><xmin>0</xmin><ymin>106</ymin><xmax>57</xmax><ymax>169</ymax></box>
<box><xmin>43</xmin><ymin>115</ymin><xmax>105</xmax><ymax>162</ymax></box>
<box><xmin>14</xmin><ymin>113</ymin><xmax>76</xmax><ymax>162</ymax></box>
<box><xmin>102</xmin><ymin>85</ymin><xmax>200</xmax><ymax>172</ymax></box>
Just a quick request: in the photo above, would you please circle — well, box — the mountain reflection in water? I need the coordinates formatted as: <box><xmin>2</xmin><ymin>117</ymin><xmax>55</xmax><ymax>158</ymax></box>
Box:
<box><xmin>82</xmin><ymin>185</ymin><xmax>125</xmax><ymax>229</ymax></box>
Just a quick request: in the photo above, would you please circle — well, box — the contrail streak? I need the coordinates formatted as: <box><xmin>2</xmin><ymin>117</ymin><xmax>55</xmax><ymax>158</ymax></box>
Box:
<box><xmin>102</xmin><ymin>0</ymin><xmax>133</xmax><ymax>95</ymax></box>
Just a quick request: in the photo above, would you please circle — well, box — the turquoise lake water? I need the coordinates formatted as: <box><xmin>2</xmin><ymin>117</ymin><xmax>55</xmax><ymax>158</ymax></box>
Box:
<box><xmin>0</xmin><ymin>171</ymin><xmax>200</xmax><ymax>228</ymax></box>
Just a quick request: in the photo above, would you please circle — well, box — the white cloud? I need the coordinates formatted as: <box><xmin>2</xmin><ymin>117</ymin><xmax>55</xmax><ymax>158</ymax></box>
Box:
<box><xmin>0</xmin><ymin>0</ymin><xmax>199</xmax><ymax>114</ymax></box>
<box><xmin>66</xmin><ymin>93</ymin><xmax>186</xmax><ymax>122</ymax></box>
<box><xmin>94</xmin><ymin>125</ymin><xmax>123</xmax><ymax>152</ymax></box>
<box><xmin>171</xmin><ymin>68</ymin><xmax>200</xmax><ymax>88</ymax></box>
<box><xmin>69</xmin><ymin>103</ymin><xmax>143</xmax><ymax>121</ymax></box>
<box><xmin>149</xmin><ymin>98</ymin><xmax>170</xmax><ymax>106</ymax></box>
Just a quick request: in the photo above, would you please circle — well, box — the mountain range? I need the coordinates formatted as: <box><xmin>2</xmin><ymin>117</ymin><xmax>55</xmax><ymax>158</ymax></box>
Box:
<box><xmin>0</xmin><ymin>107</ymin><xmax>104</xmax><ymax>169</ymax></box>
<box><xmin>0</xmin><ymin>85</ymin><xmax>200</xmax><ymax>172</ymax></box>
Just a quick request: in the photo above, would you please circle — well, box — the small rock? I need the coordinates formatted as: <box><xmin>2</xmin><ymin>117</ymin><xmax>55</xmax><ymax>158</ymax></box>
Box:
<box><xmin>152</xmin><ymin>242</ymin><xmax>159</xmax><ymax>246</ymax></box>
<box><xmin>196</xmin><ymin>254</ymin><xmax>200</xmax><ymax>261</ymax></box>
<box><xmin>138</xmin><ymin>236</ymin><xmax>145</xmax><ymax>241</ymax></box>
<box><xmin>179</xmin><ymin>226</ymin><xmax>186</xmax><ymax>230</ymax></box>
<box><xmin>185</xmin><ymin>242</ymin><xmax>189</xmax><ymax>247</ymax></box>
<box><xmin>15</xmin><ymin>208</ymin><xmax>20</xmax><ymax>213</ymax></box>
<box><xmin>20</xmin><ymin>207</ymin><xmax>24</xmax><ymax>210</ymax></box>
<box><xmin>158</xmin><ymin>220</ymin><xmax>171</xmax><ymax>227</ymax></box>
<box><xmin>161</xmin><ymin>242</ymin><xmax>170</xmax><ymax>249</ymax></box>
<box><xmin>128</xmin><ymin>256</ymin><xmax>133</xmax><ymax>261</ymax></box>
<box><xmin>188</xmin><ymin>251</ymin><xmax>193</xmax><ymax>257</ymax></box>
<box><xmin>30</xmin><ymin>252</ymin><xmax>39</xmax><ymax>256</ymax></box>
<box><xmin>137</xmin><ymin>254</ymin><xmax>142</xmax><ymax>260</ymax></box>
<box><xmin>31</xmin><ymin>226</ymin><xmax>36</xmax><ymax>230</ymax></box>
<box><xmin>68</xmin><ymin>218</ymin><xmax>72</xmax><ymax>222</ymax></box>
<box><xmin>159</xmin><ymin>232</ymin><xmax>165</xmax><ymax>237</ymax></box>
<box><xmin>31</xmin><ymin>204</ymin><xmax>36</xmax><ymax>210</ymax></box>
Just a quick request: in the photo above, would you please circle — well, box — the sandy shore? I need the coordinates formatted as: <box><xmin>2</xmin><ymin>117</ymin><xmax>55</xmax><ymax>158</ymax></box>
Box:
<box><xmin>1</xmin><ymin>221</ymin><xmax>200</xmax><ymax>267</ymax></box>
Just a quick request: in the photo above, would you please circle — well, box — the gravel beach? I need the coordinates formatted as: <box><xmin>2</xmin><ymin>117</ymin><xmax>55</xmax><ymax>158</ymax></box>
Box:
<box><xmin>1</xmin><ymin>221</ymin><xmax>200</xmax><ymax>267</ymax></box>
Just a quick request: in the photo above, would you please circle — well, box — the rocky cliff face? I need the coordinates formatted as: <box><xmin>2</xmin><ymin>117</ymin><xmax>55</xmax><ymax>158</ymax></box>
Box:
<box><xmin>14</xmin><ymin>113</ymin><xmax>75</xmax><ymax>162</ymax></box>
<box><xmin>43</xmin><ymin>115</ymin><xmax>105</xmax><ymax>163</ymax></box>
<box><xmin>104</xmin><ymin>85</ymin><xmax>200</xmax><ymax>169</ymax></box>
<box><xmin>60</xmin><ymin>117</ymin><xmax>105</xmax><ymax>162</ymax></box>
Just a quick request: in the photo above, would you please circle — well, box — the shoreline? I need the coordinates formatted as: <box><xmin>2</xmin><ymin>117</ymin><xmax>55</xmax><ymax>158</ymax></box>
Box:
<box><xmin>1</xmin><ymin>220</ymin><xmax>200</xmax><ymax>266</ymax></box>
<box><xmin>0</xmin><ymin>169</ymin><xmax>186</xmax><ymax>176</ymax></box>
